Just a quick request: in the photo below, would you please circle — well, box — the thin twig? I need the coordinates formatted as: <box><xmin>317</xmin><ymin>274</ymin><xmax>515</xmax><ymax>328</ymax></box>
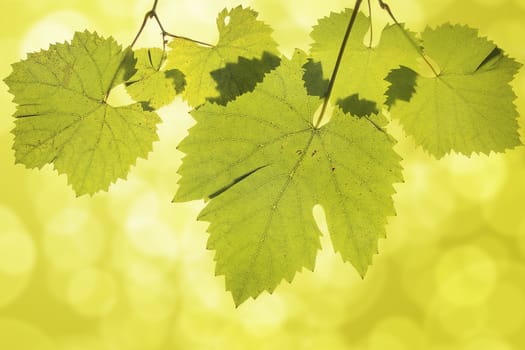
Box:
<box><xmin>130</xmin><ymin>0</ymin><xmax>213</xmax><ymax>49</ymax></box>
<box><xmin>367</xmin><ymin>0</ymin><xmax>373</xmax><ymax>48</ymax></box>
<box><xmin>315</xmin><ymin>0</ymin><xmax>363</xmax><ymax>129</ymax></box>
<box><xmin>164</xmin><ymin>32</ymin><xmax>214</xmax><ymax>47</ymax></box>
<box><xmin>377</xmin><ymin>0</ymin><xmax>439</xmax><ymax>76</ymax></box>
<box><xmin>130</xmin><ymin>10</ymin><xmax>155</xmax><ymax>48</ymax></box>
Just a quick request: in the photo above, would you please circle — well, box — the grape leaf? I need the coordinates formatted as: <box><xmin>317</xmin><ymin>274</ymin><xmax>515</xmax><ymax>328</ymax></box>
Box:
<box><xmin>174</xmin><ymin>50</ymin><xmax>402</xmax><ymax>306</ymax></box>
<box><xmin>166</xmin><ymin>6</ymin><xmax>279</xmax><ymax>107</ymax></box>
<box><xmin>4</xmin><ymin>31</ymin><xmax>161</xmax><ymax>196</ymax></box>
<box><xmin>125</xmin><ymin>48</ymin><xmax>185</xmax><ymax>109</ymax></box>
<box><xmin>309</xmin><ymin>8</ymin><xmax>418</xmax><ymax>111</ymax></box>
<box><xmin>390</xmin><ymin>24</ymin><xmax>522</xmax><ymax>157</ymax></box>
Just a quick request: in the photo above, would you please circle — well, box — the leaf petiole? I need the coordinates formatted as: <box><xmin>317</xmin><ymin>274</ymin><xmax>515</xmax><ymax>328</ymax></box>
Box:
<box><xmin>367</xmin><ymin>0</ymin><xmax>373</xmax><ymax>48</ymax></box>
<box><xmin>315</xmin><ymin>0</ymin><xmax>363</xmax><ymax>129</ymax></box>
<box><xmin>130</xmin><ymin>0</ymin><xmax>213</xmax><ymax>50</ymax></box>
<box><xmin>377</xmin><ymin>0</ymin><xmax>439</xmax><ymax>77</ymax></box>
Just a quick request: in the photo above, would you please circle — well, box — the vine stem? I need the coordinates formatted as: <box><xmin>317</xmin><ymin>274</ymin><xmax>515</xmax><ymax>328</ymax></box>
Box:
<box><xmin>367</xmin><ymin>0</ymin><xmax>373</xmax><ymax>48</ymax></box>
<box><xmin>377</xmin><ymin>0</ymin><xmax>439</xmax><ymax>77</ymax></box>
<box><xmin>130</xmin><ymin>0</ymin><xmax>213</xmax><ymax>49</ymax></box>
<box><xmin>315</xmin><ymin>0</ymin><xmax>363</xmax><ymax>129</ymax></box>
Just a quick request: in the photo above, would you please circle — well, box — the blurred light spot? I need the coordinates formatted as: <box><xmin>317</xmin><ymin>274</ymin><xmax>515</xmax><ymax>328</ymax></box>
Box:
<box><xmin>182</xmin><ymin>259</ymin><xmax>231</xmax><ymax>311</ymax></box>
<box><xmin>463</xmin><ymin>336</ymin><xmax>514</xmax><ymax>350</ymax></box>
<box><xmin>426</xmin><ymin>296</ymin><xmax>488</xmax><ymax>339</ymax></box>
<box><xmin>473</xmin><ymin>0</ymin><xmax>508</xmax><ymax>6</ymax></box>
<box><xmin>177</xmin><ymin>226</ymin><xmax>230</xmax><ymax>311</ymax></box>
<box><xmin>368</xmin><ymin>316</ymin><xmax>426</xmax><ymax>350</ymax></box>
<box><xmin>487</xmin><ymin>18</ymin><xmax>525</xmax><ymax>54</ymax></box>
<box><xmin>67</xmin><ymin>267</ymin><xmax>117</xmax><ymax>318</ymax></box>
<box><xmin>399</xmin><ymin>250</ymin><xmax>437</xmax><ymax>308</ymax></box>
<box><xmin>101</xmin><ymin>308</ymin><xmax>170</xmax><ymax>350</ymax></box>
<box><xmin>0</xmin><ymin>207</ymin><xmax>35</xmax><ymax>307</ymax></box>
<box><xmin>160</xmin><ymin>0</ymin><xmax>224</xmax><ymax>44</ymax></box>
<box><xmin>446</xmin><ymin>153</ymin><xmax>507</xmax><ymax>202</ymax></box>
<box><xmin>0</xmin><ymin>229</ymin><xmax>34</xmax><ymax>276</ymax></box>
<box><xmin>46</xmin><ymin>268</ymin><xmax>74</xmax><ymax>302</ymax></box>
<box><xmin>24</xmin><ymin>167</ymin><xmax>77</xmax><ymax>224</ymax></box>
<box><xmin>284</xmin><ymin>0</ymin><xmax>344</xmax><ymax>52</ymax></box>
<box><xmin>124</xmin><ymin>260</ymin><xmax>177</xmax><ymax>321</ymax></box>
<box><xmin>486</xmin><ymin>282</ymin><xmax>525</xmax><ymax>335</ymax></box>
<box><xmin>44</xmin><ymin>207</ymin><xmax>105</xmax><ymax>272</ymax></box>
<box><xmin>105</xmin><ymin>177</ymin><xmax>149</xmax><ymax>224</ymax></box>
<box><xmin>280</xmin><ymin>234</ymin><xmax>387</xmax><ymax>327</ymax></box>
<box><xmin>56</xmin><ymin>335</ymin><xmax>106</xmax><ymax>350</ymax></box>
<box><xmin>428</xmin><ymin>346</ymin><xmax>458</xmax><ymax>350</ymax></box>
<box><xmin>126</xmin><ymin>220</ymin><xmax>178</xmax><ymax>260</ymax></box>
<box><xmin>125</xmin><ymin>192</ymin><xmax>179</xmax><ymax>261</ymax></box>
<box><xmin>516</xmin><ymin>0</ymin><xmax>525</xmax><ymax>11</ymax></box>
<box><xmin>97</xmin><ymin>0</ymin><xmax>135</xmax><ymax>19</ymax></box>
<box><xmin>416</xmin><ymin>0</ymin><xmax>460</xmax><ymax>18</ymax></box>
<box><xmin>435</xmin><ymin>245</ymin><xmax>497</xmax><ymax>306</ymax></box>
<box><xmin>0</xmin><ymin>318</ymin><xmax>56</xmax><ymax>350</ymax></box>
<box><xmin>516</xmin><ymin>220</ymin><xmax>525</xmax><ymax>259</ymax></box>
<box><xmin>20</xmin><ymin>11</ymin><xmax>93</xmax><ymax>54</ymax></box>
<box><xmin>238</xmin><ymin>295</ymin><xmax>287</xmax><ymax>336</ymax></box>
<box><xmin>0</xmin><ymin>39</ymin><xmax>18</xmax><ymax>135</ymax></box>
<box><xmin>295</xmin><ymin>331</ymin><xmax>349</xmax><ymax>350</ymax></box>
<box><xmin>381</xmin><ymin>0</ymin><xmax>425</xmax><ymax>27</ymax></box>
<box><xmin>483</xmin><ymin>174</ymin><xmax>525</xmax><ymax>237</ymax></box>
<box><xmin>438</xmin><ymin>205</ymin><xmax>484</xmax><ymax>241</ymax></box>
<box><xmin>395</xmin><ymin>162</ymin><xmax>456</xmax><ymax>236</ymax></box>
<box><xmin>173</xmin><ymin>310</ymin><xmax>243</xmax><ymax>349</ymax></box>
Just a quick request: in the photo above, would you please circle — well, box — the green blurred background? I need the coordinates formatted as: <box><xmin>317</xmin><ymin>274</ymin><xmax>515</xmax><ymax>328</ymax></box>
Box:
<box><xmin>1</xmin><ymin>0</ymin><xmax>525</xmax><ymax>349</ymax></box>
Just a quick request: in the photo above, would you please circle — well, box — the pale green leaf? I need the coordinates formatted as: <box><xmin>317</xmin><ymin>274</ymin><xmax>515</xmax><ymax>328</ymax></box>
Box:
<box><xmin>174</xmin><ymin>51</ymin><xmax>402</xmax><ymax>305</ymax></box>
<box><xmin>4</xmin><ymin>31</ymin><xmax>161</xmax><ymax>196</ymax></box>
<box><xmin>125</xmin><ymin>48</ymin><xmax>185</xmax><ymax>109</ymax></box>
<box><xmin>390</xmin><ymin>24</ymin><xmax>522</xmax><ymax>157</ymax></box>
<box><xmin>309</xmin><ymin>8</ymin><xmax>419</xmax><ymax>111</ymax></box>
<box><xmin>167</xmin><ymin>6</ymin><xmax>279</xmax><ymax>107</ymax></box>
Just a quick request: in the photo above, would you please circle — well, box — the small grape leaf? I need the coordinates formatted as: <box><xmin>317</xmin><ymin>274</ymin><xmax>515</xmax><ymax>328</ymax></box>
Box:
<box><xmin>309</xmin><ymin>8</ymin><xmax>419</xmax><ymax>112</ymax></box>
<box><xmin>390</xmin><ymin>24</ymin><xmax>522</xmax><ymax>158</ymax></box>
<box><xmin>174</xmin><ymin>50</ymin><xmax>402</xmax><ymax>306</ymax></box>
<box><xmin>4</xmin><ymin>31</ymin><xmax>161</xmax><ymax>196</ymax></box>
<box><xmin>166</xmin><ymin>6</ymin><xmax>279</xmax><ymax>107</ymax></box>
<box><xmin>125</xmin><ymin>48</ymin><xmax>185</xmax><ymax>109</ymax></box>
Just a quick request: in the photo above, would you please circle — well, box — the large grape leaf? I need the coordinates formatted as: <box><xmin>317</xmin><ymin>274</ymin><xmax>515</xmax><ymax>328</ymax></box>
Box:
<box><xmin>125</xmin><ymin>48</ymin><xmax>185</xmax><ymax>109</ymax></box>
<box><xmin>309</xmin><ymin>8</ymin><xmax>418</xmax><ymax>111</ymax></box>
<box><xmin>4</xmin><ymin>31</ymin><xmax>161</xmax><ymax>196</ymax></box>
<box><xmin>390</xmin><ymin>24</ymin><xmax>522</xmax><ymax>157</ymax></box>
<box><xmin>174</xmin><ymin>51</ymin><xmax>402</xmax><ymax>306</ymax></box>
<box><xmin>166</xmin><ymin>6</ymin><xmax>279</xmax><ymax>107</ymax></box>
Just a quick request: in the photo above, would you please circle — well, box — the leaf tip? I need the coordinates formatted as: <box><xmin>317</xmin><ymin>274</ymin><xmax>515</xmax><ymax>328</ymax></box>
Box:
<box><xmin>356</xmin><ymin>264</ymin><xmax>368</xmax><ymax>280</ymax></box>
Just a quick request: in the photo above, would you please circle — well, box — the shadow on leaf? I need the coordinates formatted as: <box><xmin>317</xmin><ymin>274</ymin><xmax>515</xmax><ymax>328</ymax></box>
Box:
<box><xmin>166</xmin><ymin>68</ymin><xmax>186</xmax><ymax>95</ymax></box>
<box><xmin>336</xmin><ymin>94</ymin><xmax>378</xmax><ymax>117</ymax></box>
<box><xmin>209</xmin><ymin>52</ymin><xmax>281</xmax><ymax>105</ymax></box>
<box><xmin>303</xmin><ymin>59</ymin><xmax>329</xmax><ymax>97</ymax></box>
<box><xmin>476</xmin><ymin>47</ymin><xmax>503</xmax><ymax>71</ymax></box>
<box><xmin>117</xmin><ymin>49</ymin><xmax>138</xmax><ymax>87</ymax></box>
<box><xmin>304</xmin><ymin>59</ymin><xmax>379</xmax><ymax>118</ymax></box>
<box><xmin>385</xmin><ymin>66</ymin><xmax>417</xmax><ymax>109</ymax></box>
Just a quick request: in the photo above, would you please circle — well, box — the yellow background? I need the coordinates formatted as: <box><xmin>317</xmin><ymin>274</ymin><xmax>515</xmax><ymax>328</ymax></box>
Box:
<box><xmin>1</xmin><ymin>0</ymin><xmax>525</xmax><ymax>349</ymax></box>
